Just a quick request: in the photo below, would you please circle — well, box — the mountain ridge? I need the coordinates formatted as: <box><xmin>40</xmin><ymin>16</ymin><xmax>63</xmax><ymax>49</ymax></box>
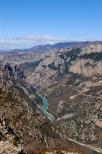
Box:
<box><xmin>1</xmin><ymin>41</ymin><xmax>102</xmax><ymax>54</ymax></box>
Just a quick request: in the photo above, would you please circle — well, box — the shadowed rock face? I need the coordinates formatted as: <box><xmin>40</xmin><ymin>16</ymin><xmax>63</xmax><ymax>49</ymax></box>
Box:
<box><xmin>80</xmin><ymin>52</ymin><xmax>102</xmax><ymax>62</ymax></box>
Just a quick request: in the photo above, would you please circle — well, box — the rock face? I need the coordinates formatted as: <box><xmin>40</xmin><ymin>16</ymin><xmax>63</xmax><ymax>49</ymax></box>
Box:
<box><xmin>26</xmin><ymin>44</ymin><xmax>102</xmax><ymax>91</ymax></box>
<box><xmin>26</xmin><ymin>48</ymin><xmax>82</xmax><ymax>91</ymax></box>
<box><xmin>0</xmin><ymin>141</ymin><xmax>21</xmax><ymax>154</ymax></box>
<box><xmin>0</xmin><ymin>111</ymin><xmax>21</xmax><ymax>154</ymax></box>
<box><xmin>82</xmin><ymin>43</ymin><xmax>102</xmax><ymax>54</ymax></box>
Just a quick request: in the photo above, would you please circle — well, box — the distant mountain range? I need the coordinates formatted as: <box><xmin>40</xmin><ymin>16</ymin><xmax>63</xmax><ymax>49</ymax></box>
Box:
<box><xmin>1</xmin><ymin>41</ymin><xmax>102</xmax><ymax>55</ymax></box>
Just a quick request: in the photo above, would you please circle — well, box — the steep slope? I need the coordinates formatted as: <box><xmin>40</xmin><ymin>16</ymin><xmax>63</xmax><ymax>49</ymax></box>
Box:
<box><xmin>0</xmin><ymin>78</ymin><xmax>57</xmax><ymax>143</ymax></box>
<box><xmin>0</xmin><ymin>78</ymin><xmax>85</xmax><ymax>154</ymax></box>
<box><xmin>29</xmin><ymin>44</ymin><xmax>52</xmax><ymax>54</ymax></box>
<box><xmin>25</xmin><ymin>43</ymin><xmax>102</xmax><ymax>151</ymax></box>
<box><xmin>1</xmin><ymin>77</ymin><xmax>102</xmax><ymax>153</ymax></box>
<box><xmin>26</xmin><ymin>42</ymin><xmax>102</xmax><ymax>91</ymax></box>
<box><xmin>1</xmin><ymin>52</ymin><xmax>41</xmax><ymax>65</ymax></box>
<box><xmin>55</xmin><ymin>75</ymin><xmax>102</xmax><ymax>144</ymax></box>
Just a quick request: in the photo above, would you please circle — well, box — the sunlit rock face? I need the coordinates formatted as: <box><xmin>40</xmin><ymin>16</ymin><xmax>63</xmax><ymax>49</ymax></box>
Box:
<box><xmin>82</xmin><ymin>43</ymin><xmax>102</xmax><ymax>54</ymax></box>
<box><xmin>69</xmin><ymin>59</ymin><xmax>102</xmax><ymax>76</ymax></box>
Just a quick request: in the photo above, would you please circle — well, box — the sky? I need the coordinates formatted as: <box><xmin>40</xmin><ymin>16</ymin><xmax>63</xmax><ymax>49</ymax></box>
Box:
<box><xmin>0</xmin><ymin>0</ymin><xmax>102</xmax><ymax>50</ymax></box>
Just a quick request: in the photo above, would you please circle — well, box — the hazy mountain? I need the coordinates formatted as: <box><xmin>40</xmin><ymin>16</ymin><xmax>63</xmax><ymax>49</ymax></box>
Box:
<box><xmin>1</xmin><ymin>41</ymin><xmax>102</xmax><ymax>55</ymax></box>
<box><xmin>29</xmin><ymin>44</ymin><xmax>52</xmax><ymax>53</ymax></box>
<box><xmin>51</xmin><ymin>41</ymin><xmax>91</xmax><ymax>49</ymax></box>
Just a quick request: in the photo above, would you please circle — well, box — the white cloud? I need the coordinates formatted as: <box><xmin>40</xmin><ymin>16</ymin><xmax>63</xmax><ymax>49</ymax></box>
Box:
<box><xmin>16</xmin><ymin>35</ymin><xmax>66</xmax><ymax>42</ymax></box>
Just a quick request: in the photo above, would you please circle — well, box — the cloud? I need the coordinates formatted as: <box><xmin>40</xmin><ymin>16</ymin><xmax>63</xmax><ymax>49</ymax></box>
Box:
<box><xmin>0</xmin><ymin>35</ymin><xmax>67</xmax><ymax>50</ymax></box>
<box><xmin>16</xmin><ymin>35</ymin><xmax>66</xmax><ymax>42</ymax></box>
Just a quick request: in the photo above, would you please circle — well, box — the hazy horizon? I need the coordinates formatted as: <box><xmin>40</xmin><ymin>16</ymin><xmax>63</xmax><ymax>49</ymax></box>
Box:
<box><xmin>1</xmin><ymin>0</ymin><xmax>102</xmax><ymax>50</ymax></box>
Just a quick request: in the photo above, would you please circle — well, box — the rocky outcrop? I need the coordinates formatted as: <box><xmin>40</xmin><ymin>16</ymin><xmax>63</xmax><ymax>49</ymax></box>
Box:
<box><xmin>0</xmin><ymin>111</ymin><xmax>22</xmax><ymax>154</ymax></box>
<box><xmin>69</xmin><ymin>59</ymin><xmax>102</xmax><ymax>76</ymax></box>
<box><xmin>82</xmin><ymin>43</ymin><xmax>102</xmax><ymax>54</ymax></box>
